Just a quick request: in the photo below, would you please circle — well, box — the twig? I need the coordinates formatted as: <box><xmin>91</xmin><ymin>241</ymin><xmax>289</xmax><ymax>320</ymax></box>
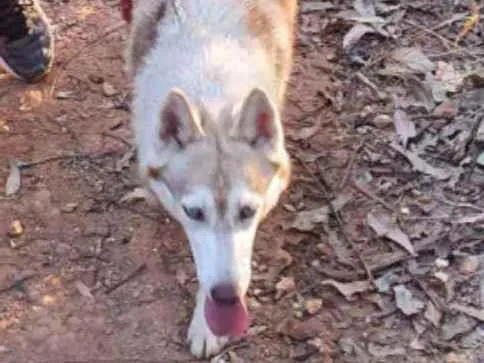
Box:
<box><xmin>350</xmin><ymin>180</ymin><xmax>394</xmax><ymax>212</ymax></box>
<box><xmin>0</xmin><ymin>274</ymin><xmax>36</xmax><ymax>295</ymax></box>
<box><xmin>104</xmin><ymin>263</ymin><xmax>147</xmax><ymax>294</ymax></box>
<box><xmin>17</xmin><ymin>150</ymin><xmax>119</xmax><ymax>169</ymax></box>
<box><xmin>49</xmin><ymin>22</ymin><xmax>126</xmax><ymax>97</ymax></box>
<box><xmin>436</xmin><ymin>194</ymin><xmax>484</xmax><ymax>213</ymax></box>
<box><xmin>431</xmin><ymin>5</ymin><xmax>484</xmax><ymax>30</ymax></box>
<box><xmin>101</xmin><ymin>131</ymin><xmax>133</xmax><ymax>148</ymax></box>
<box><xmin>404</xmin><ymin>19</ymin><xmax>477</xmax><ymax>59</ymax></box>
<box><xmin>338</xmin><ymin>141</ymin><xmax>363</xmax><ymax>191</ymax></box>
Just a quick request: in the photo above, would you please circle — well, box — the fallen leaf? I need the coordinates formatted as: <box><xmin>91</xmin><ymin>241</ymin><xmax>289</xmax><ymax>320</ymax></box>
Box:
<box><xmin>459</xmin><ymin>256</ymin><xmax>480</xmax><ymax>274</ymax></box>
<box><xmin>102</xmin><ymin>82</ymin><xmax>120</xmax><ymax>97</ymax></box>
<box><xmin>455</xmin><ymin>213</ymin><xmax>484</xmax><ymax>224</ymax></box>
<box><xmin>393</xmin><ymin>285</ymin><xmax>424</xmax><ymax>315</ymax></box>
<box><xmin>367</xmin><ymin>212</ymin><xmax>416</xmax><ymax>256</ymax></box>
<box><xmin>292</xmin><ymin>193</ymin><xmax>351</xmax><ymax>232</ymax></box>
<box><xmin>449</xmin><ymin>303</ymin><xmax>484</xmax><ymax>322</ymax></box>
<box><xmin>393</xmin><ymin>107</ymin><xmax>416</xmax><ymax>147</ymax></box>
<box><xmin>301</xmin><ymin>2</ymin><xmax>334</xmax><ymax>12</ymax></box>
<box><xmin>343</xmin><ymin>24</ymin><xmax>376</xmax><ymax>51</ymax></box>
<box><xmin>390</xmin><ymin>141</ymin><xmax>452</xmax><ymax>180</ymax></box>
<box><xmin>477</xmin><ymin>152</ymin><xmax>484</xmax><ymax>167</ymax></box>
<box><xmin>427</xmin><ymin>61</ymin><xmax>463</xmax><ymax>102</ymax></box>
<box><xmin>321</xmin><ymin>279</ymin><xmax>372</xmax><ymax>300</ymax></box>
<box><xmin>368</xmin><ymin>342</ymin><xmax>406</xmax><ymax>358</ymax></box>
<box><xmin>75</xmin><ymin>280</ymin><xmax>94</xmax><ymax>301</ymax></box>
<box><xmin>19</xmin><ymin>89</ymin><xmax>43</xmax><ymax>111</ymax></box>
<box><xmin>441</xmin><ymin>314</ymin><xmax>478</xmax><ymax>340</ymax></box>
<box><xmin>353</xmin><ymin>0</ymin><xmax>376</xmax><ymax>17</ymax></box>
<box><xmin>120</xmin><ymin>188</ymin><xmax>148</xmax><ymax>204</ymax></box>
<box><xmin>305</xmin><ymin>298</ymin><xmax>323</xmax><ymax>315</ymax></box>
<box><xmin>289</xmin><ymin>123</ymin><xmax>320</xmax><ymax>140</ymax></box>
<box><xmin>424</xmin><ymin>301</ymin><xmax>442</xmax><ymax>327</ymax></box>
<box><xmin>276</xmin><ymin>277</ymin><xmax>296</xmax><ymax>295</ymax></box>
<box><xmin>5</xmin><ymin>160</ymin><xmax>21</xmax><ymax>196</ymax></box>
<box><xmin>277</xmin><ymin>317</ymin><xmax>323</xmax><ymax>341</ymax></box>
<box><xmin>391</xmin><ymin>47</ymin><xmax>435</xmax><ymax>74</ymax></box>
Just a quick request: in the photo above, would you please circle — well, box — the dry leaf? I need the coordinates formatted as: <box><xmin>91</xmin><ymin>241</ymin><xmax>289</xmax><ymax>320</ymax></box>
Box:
<box><xmin>5</xmin><ymin>160</ymin><xmax>21</xmax><ymax>196</ymax></box>
<box><xmin>353</xmin><ymin>0</ymin><xmax>376</xmax><ymax>17</ymax></box>
<box><xmin>75</xmin><ymin>280</ymin><xmax>94</xmax><ymax>301</ymax></box>
<box><xmin>391</xmin><ymin>47</ymin><xmax>435</xmax><ymax>74</ymax></box>
<box><xmin>393</xmin><ymin>107</ymin><xmax>416</xmax><ymax>147</ymax></box>
<box><xmin>120</xmin><ymin>188</ymin><xmax>148</xmax><ymax>204</ymax></box>
<box><xmin>305</xmin><ymin>298</ymin><xmax>323</xmax><ymax>315</ymax></box>
<box><xmin>368</xmin><ymin>342</ymin><xmax>406</xmax><ymax>358</ymax></box>
<box><xmin>456</xmin><ymin>213</ymin><xmax>484</xmax><ymax>224</ymax></box>
<box><xmin>390</xmin><ymin>141</ymin><xmax>452</xmax><ymax>180</ymax></box>
<box><xmin>321</xmin><ymin>279</ymin><xmax>372</xmax><ymax>300</ymax></box>
<box><xmin>276</xmin><ymin>277</ymin><xmax>296</xmax><ymax>292</ymax></box>
<box><xmin>367</xmin><ymin>212</ymin><xmax>416</xmax><ymax>256</ymax></box>
<box><xmin>290</xmin><ymin>123</ymin><xmax>320</xmax><ymax>140</ymax></box>
<box><xmin>343</xmin><ymin>24</ymin><xmax>376</xmax><ymax>51</ymax></box>
<box><xmin>424</xmin><ymin>301</ymin><xmax>442</xmax><ymax>327</ymax></box>
<box><xmin>427</xmin><ymin>61</ymin><xmax>463</xmax><ymax>102</ymax></box>
<box><xmin>455</xmin><ymin>3</ymin><xmax>480</xmax><ymax>45</ymax></box>
<box><xmin>449</xmin><ymin>303</ymin><xmax>484</xmax><ymax>322</ymax></box>
<box><xmin>292</xmin><ymin>193</ymin><xmax>351</xmax><ymax>232</ymax></box>
<box><xmin>393</xmin><ymin>285</ymin><xmax>424</xmax><ymax>315</ymax></box>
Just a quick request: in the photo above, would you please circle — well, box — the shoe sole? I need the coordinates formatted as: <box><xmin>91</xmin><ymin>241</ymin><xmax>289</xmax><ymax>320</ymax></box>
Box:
<box><xmin>0</xmin><ymin>0</ymin><xmax>55</xmax><ymax>83</ymax></box>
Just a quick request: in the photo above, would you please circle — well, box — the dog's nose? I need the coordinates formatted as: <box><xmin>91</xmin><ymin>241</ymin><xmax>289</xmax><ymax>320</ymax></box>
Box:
<box><xmin>210</xmin><ymin>284</ymin><xmax>239</xmax><ymax>306</ymax></box>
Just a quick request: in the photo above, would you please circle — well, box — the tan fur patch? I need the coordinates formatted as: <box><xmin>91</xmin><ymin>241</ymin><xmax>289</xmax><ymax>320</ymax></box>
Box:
<box><xmin>246</xmin><ymin>1</ymin><xmax>298</xmax><ymax>104</ymax></box>
<box><xmin>127</xmin><ymin>1</ymin><xmax>167</xmax><ymax>75</ymax></box>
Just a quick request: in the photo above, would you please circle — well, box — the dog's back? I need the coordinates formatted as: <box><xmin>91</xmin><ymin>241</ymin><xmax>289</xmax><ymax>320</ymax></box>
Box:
<box><xmin>127</xmin><ymin>0</ymin><xmax>297</xmax><ymax>104</ymax></box>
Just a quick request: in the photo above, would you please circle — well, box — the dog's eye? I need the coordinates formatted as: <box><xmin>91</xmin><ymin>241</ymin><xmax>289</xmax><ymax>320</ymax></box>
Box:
<box><xmin>183</xmin><ymin>206</ymin><xmax>205</xmax><ymax>222</ymax></box>
<box><xmin>239</xmin><ymin>205</ymin><xmax>256</xmax><ymax>221</ymax></box>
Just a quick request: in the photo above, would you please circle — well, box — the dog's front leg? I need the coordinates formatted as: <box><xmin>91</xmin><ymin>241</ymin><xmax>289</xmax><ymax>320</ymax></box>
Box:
<box><xmin>187</xmin><ymin>289</ymin><xmax>228</xmax><ymax>358</ymax></box>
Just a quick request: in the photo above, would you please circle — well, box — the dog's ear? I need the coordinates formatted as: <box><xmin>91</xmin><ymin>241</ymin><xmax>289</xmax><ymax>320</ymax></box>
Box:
<box><xmin>235</xmin><ymin>88</ymin><xmax>283</xmax><ymax>153</ymax></box>
<box><xmin>159</xmin><ymin>89</ymin><xmax>204</xmax><ymax>147</ymax></box>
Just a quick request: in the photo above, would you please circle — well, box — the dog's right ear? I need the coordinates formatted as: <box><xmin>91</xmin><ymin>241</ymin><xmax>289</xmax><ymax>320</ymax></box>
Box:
<box><xmin>159</xmin><ymin>89</ymin><xmax>204</xmax><ymax>148</ymax></box>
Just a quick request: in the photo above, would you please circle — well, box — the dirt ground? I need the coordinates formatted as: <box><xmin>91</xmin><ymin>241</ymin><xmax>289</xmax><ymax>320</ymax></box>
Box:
<box><xmin>1</xmin><ymin>1</ymin><xmax>484</xmax><ymax>362</ymax></box>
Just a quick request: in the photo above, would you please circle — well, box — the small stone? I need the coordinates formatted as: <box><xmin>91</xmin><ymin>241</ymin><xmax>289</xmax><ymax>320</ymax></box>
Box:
<box><xmin>459</xmin><ymin>256</ymin><xmax>480</xmax><ymax>274</ymax></box>
<box><xmin>102</xmin><ymin>82</ymin><xmax>119</xmax><ymax>97</ymax></box>
<box><xmin>435</xmin><ymin>258</ymin><xmax>450</xmax><ymax>268</ymax></box>
<box><xmin>8</xmin><ymin>220</ymin><xmax>23</xmax><ymax>237</ymax></box>
<box><xmin>61</xmin><ymin>202</ymin><xmax>78</xmax><ymax>213</ymax></box>
<box><xmin>304</xmin><ymin>298</ymin><xmax>323</xmax><ymax>315</ymax></box>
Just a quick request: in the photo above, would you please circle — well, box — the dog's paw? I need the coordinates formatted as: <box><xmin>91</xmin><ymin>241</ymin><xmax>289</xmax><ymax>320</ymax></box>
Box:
<box><xmin>187</xmin><ymin>291</ymin><xmax>228</xmax><ymax>358</ymax></box>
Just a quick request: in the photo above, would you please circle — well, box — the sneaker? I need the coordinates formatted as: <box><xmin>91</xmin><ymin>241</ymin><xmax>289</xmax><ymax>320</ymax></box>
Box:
<box><xmin>0</xmin><ymin>0</ymin><xmax>54</xmax><ymax>82</ymax></box>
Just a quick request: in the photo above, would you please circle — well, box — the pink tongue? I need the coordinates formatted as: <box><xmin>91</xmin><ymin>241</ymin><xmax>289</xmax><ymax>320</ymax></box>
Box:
<box><xmin>204</xmin><ymin>296</ymin><xmax>249</xmax><ymax>337</ymax></box>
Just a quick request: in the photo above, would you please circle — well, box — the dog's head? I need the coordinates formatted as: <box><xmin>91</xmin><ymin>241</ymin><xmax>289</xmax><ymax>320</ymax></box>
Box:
<box><xmin>142</xmin><ymin>88</ymin><xmax>290</xmax><ymax>336</ymax></box>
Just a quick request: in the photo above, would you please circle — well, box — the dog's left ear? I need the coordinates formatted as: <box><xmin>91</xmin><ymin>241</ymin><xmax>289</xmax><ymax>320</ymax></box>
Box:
<box><xmin>235</xmin><ymin>88</ymin><xmax>283</xmax><ymax>154</ymax></box>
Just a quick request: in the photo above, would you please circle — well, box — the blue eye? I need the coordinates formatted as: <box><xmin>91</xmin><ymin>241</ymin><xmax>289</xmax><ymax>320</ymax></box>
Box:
<box><xmin>183</xmin><ymin>206</ymin><xmax>205</xmax><ymax>221</ymax></box>
<box><xmin>239</xmin><ymin>205</ymin><xmax>256</xmax><ymax>221</ymax></box>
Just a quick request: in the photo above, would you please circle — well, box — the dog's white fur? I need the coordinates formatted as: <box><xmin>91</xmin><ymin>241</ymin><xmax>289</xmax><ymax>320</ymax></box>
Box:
<box><xmin>127</xmin><ymin>0</ymin><xmax>297</xmax><ymax>357</ymax></box>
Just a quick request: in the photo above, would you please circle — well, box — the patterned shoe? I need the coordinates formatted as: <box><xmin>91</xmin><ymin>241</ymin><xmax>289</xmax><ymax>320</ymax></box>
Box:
<box><xmin>0</xmin><ymin>0</ymin><xmax>54</xmax><ymax>82</ymax></box>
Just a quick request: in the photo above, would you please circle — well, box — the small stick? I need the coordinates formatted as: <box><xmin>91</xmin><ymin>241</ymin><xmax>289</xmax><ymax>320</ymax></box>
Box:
<box><xmin>0</xmin><ymin>274</ymin><xmax>35</xmax><ymax>295</ymax></box>
<box><xmin>350</xmin><ymin>180</ymin><xmax>394</xmax><ymax>212</ymax></box>
<box><xmin>105</xmin><ymin>263</ymin><xmax>147</xmax><ymax>294</ymax></box>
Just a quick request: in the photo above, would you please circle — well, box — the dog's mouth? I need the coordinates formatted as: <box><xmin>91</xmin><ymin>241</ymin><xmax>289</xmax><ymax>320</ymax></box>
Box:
<box><xmin>204</xmin><ymin>295</ymin><xmax>249</xmax><ymax>337</ymax></box>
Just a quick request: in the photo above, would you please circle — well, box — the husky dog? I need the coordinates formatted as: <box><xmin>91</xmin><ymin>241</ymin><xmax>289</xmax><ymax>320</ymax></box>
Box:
<box><xmin>126</xmin><ymin>0</ymin><xmax>297</xmax><ymax>358</ymax></box>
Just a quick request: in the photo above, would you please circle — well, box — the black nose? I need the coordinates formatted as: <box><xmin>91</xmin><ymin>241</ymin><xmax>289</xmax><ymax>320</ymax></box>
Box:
<box><xmin>210</xmin><ymin>284</ymin><xmax>239</xmax><ymax>306</ymax></box>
